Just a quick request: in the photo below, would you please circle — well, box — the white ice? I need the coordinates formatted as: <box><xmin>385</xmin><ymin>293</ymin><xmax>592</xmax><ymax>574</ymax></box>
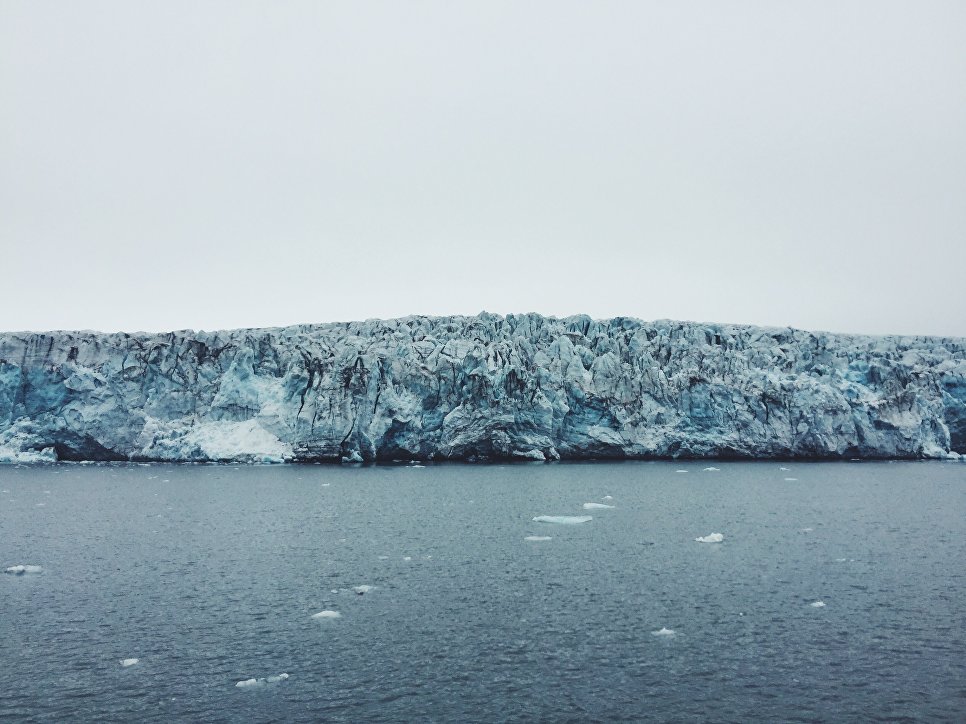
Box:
<box><xmin>582</xmin><ymin>503</ymin><xmax>615</xmax><ymax>509</ymax></box>
<box><xmin>235</xmin><ymin>673</ymin><xmax>289</xmax><ymax>688</ymax></box>
<box><xmin>120</xmin><ymin>658</ymin><xmax>139</xmax><ymax>667</ymax></box>
<box><xmin>533</xmin><ymin>515</ymin><xmax>592</xmax><ymax>524</ymax></box>
<box><xmin>703</xmin><ymin>467</ymin><xmax>720</xmax><ymax>471</ymax></box>
<box><xmin>695</xmin><ymin>533</ymin><xmax>724</xmax><ymax>543</ymax></box>
<box><xmin>353</xmin><ymin>585</ymin><xmax>375</xmax><ymax>594</ymax></box>
<box><xmin>810</xmin><ymin>601</ymin><xmax>826</xmax><ymax>608</ymax></box>
<box><xmin>311</xmin><ymin>610</ymin><xmax>341</xmax><ymax>619</ymax></box>
<box><xmin>602</xmin><ymin>495</ymin><xmax>613</xmax><ymax>500</ymax></box>
<box><xmin>524</xmin><ymin>536</ymin><xmax>552</xmax><ymax>542</ymax></box>
<box><xmin>675</xmin><ymin>470</ymin><xmax>688</xmax><ymax>473</ymax></box>
<box><xmin>651</xmin><ymin>627</ymin><xmax>676</xmax><ymax>636</ymax></box>
<box><xmin>784</xmin><ymin>477</ymin><xmax>798</xmax><ymax>481</ymax></box>
<box><xmin>780</xmin><ymin>466</ymin><xmax>790</xmax><ymax>471</ymax></box>
<box><xmin>5</xmin><ymin>565</ymin><xmax>43</xmax><ymax>574</ymax></box>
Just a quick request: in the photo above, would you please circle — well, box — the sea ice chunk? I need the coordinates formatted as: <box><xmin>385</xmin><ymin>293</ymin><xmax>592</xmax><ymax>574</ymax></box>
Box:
<box><xmin>602</xmin><ymin>495</ymin><xmax>613</xmax><ymax>500</ymax></box>
<box><xmin>695</xmin><ymin>533</ymin><xmax>724</xmax><ymax>543</ymax></box>
<box><xmin>675</xmin><ymin>470</ymin><xmax>688</xmax><ymax>473</ymax></box>
<box><xmin>810</xmin><ymin>601</ymin><xmax>826</xmax><ymax>608</ymax></box>
<box><xmin>235</xmin><ymin>678</ymin><xmax>261</xmax><ymax>688</ymax></box>
<box><xmin>352</xmin><ymin>585</ymin><xmax>375</xmax><ymax>595</ymax></box>
<box><xmin>5</xmin><ymin>565</ymin><xmax>43</xmax><ymax>574</ymax></box>
<box><xmin>651</xmin><ymin>627</ymin><xmax>676</xmax><ymax>636</ymax></box>
<box><xmin>120</xmin><ymin>658</ymin><xmax>139</xmax><ymax>667</ymax></box>
<box><xmin>582</xmin><ymin>503</ymin><xmax>615</xmax><ymax>510</ymax></box>
<box><xmin>532</xmin><ymin>515</ymin><xmax>592</xmax><ymax>524</ymax></box>
<box><xmin>703</xmin><ymin>467</ymin><xmax>720</xmax><ymax>471</ymax></box>
<box><xmin>524</xmin><ymin>536</ymin><xmax>552</xmax><ymax>542</ymax></box>
<box><xmin>784</xmin><ymin>477</ymin><xmax>798</xmax><ymax>481</ymax></box>
<box><xmin>235</xmin><ymin>672</ymin><xmax>289</xmax><ymax>687</ymax></box>
<box><xmin>311</xmin><ymin>610</ymin><xmax>341</xmax><ymax>619</ymax></box>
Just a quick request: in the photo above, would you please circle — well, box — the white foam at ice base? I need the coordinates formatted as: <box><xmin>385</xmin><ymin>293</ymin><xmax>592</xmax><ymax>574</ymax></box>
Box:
<box><xmin>582</xmin><ymin>503</ymin><xmax>615</xmax><ymax>510</ymax></box>
<box><xmin>5</xmin><ymin>565</ymin><xmax>43</xmax><ymax>574</ymax></box>
<box><xmin>311</xmin><ymin>610</ymin><xmax>341</xmax><ymax>619</ymax></box>
<box><xmin>236</xmin><ymin>673</ymin><xmax>289</xmax><ymax>688</ymax></box>
<box><xmin>695</xmin><ymin>533</ymin><xmax>724</xmax><ymax>543</ymax></box>
<box><xmin>353</xmin><ymin>585</ymin><xmax>375</xmax><ymax>594</ymax></box>
<box><xmin>533</xmin><ymin>515</ymin><xmax>593</xmax><ymax>524</ymax></box>
<box><xmin>784</xmin><ymin>478</ymin><xmax>798</xmax><ymax>481</ymax></box>
<box><xmin>651</xmin><ymin>627</ymin><xmax>676</xmax><ymax>636</ymax></box>
<box><xmin>703</xmin><ymin>467</ymin><xmax>720</xmax><ymax>471</ymax></box>
<box><xmin>810</xmin><ymin>601</ymin><xmax>826</xmax><ymax>608</ymax></box>
<box><xmin>602</xmin><ymin>495</ymin><xmax>613</xmax><ymax>500</ymax></box>
<box><xmin>120</xmin><ymin>658</ymin><xmax>139</xmax><ymax>667</ymax></box>
<box><xmin>524</xmin><ymin>536</ymin><xmax>552</xmax><ymax>542</ymax></box>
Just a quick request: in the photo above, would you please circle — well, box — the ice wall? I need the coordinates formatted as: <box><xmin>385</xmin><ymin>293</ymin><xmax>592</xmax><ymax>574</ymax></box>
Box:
<box><xmin>1</xmin><ymin>313</ymin><xmax>964</xmax><ymax>463</ymax></box>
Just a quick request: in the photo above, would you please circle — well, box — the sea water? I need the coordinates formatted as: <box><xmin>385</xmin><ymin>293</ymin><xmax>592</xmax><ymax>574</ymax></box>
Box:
<box><xmin>1</xmin><ymin>461</ymin><xmax>964</xmax><ymax>722</ymax></box>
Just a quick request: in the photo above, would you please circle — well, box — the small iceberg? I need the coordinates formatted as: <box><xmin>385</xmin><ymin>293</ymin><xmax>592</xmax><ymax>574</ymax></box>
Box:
<box><xmin>311</xmin><ymin>610</ymin><xmax>341</xmax><ymax>619</ymax></box>
<box><xmin>780</xmin><ymin>466</ymin><xmax>790</xmax><ymax>471</ymax></box>
<box><xmin>352</xmin><ymin>585</ymin><xmax>375</xmax><ymax>595</ymax></box>
<box><xmin>810</xmin><ymin>601</ymin><xmax>826</xmax><ymax>608</ymax></box>
<box><xmin>784</xmin><ymin>478</ymin><xmax>798</xmax><ymax>482</ymax></box>
<box><xmin>235</xmin><ymin>673</ymin><xmax>289</xmax><ymax>688</ymax></box>
<box><xmin>582</xmin><ymin>503</ymin><xmax>615</xmax><ymax>510</ymax></box>
<box><xmin>532</xmin><ymin>515</ymin><xmax>592</xmax><ymax>525</ymax></box>
<box><xmin>703</xmin><ymin>467</ymin><xmax>720</xmax><ymax>471</ymax></box>
<box><xmin>675</xmin><ymin>470</ymin><xmax>688</xmax><ymax>473</ymax></box>
<box><xmin>695</xmin><ymin>533</ymin><xmax>724</xmax><ymax>543</ymax></box>
<box><xmin>5</xmin><ymin>565</ymin><xmax>43</xmax><ymax>575</ymax></box>
<box><xmin>120</xmin><ymin>658</ymin><xmax>139</xmax><ymax>667</ymax></box>
<box><xmin>651</xmin><ymin>627</ymin><xmax>676</xmax><ymax>636</ymax></box>
<box><xmin>524</xmin><ymin>536</ymin><xmax>552</xmax><ymax>542</ymax></box>
<box><xmin>602</xmin><ymin>495</ymin><xmax>613</xmax><ymax>500</ymax></box>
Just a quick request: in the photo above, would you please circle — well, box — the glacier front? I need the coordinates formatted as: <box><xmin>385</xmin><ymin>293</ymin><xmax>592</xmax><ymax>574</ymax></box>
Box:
<box><xmin>1</xmin><ymin>313</ymin><xmax>964</xmax><ymax>463</ymax></box>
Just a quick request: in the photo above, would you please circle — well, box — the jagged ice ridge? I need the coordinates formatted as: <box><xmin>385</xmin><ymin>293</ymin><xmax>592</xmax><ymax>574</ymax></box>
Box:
<box><xmin>1</xmin><ymin>313</ymin><xmax>964</xmax><ymax>463</ymax></box>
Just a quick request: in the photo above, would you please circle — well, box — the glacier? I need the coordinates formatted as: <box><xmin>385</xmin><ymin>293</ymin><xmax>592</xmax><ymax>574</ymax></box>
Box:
<box><xmin>0</xmin><ymin>313</ymin><xmax>964</xmax><ymax>463</ymax></box>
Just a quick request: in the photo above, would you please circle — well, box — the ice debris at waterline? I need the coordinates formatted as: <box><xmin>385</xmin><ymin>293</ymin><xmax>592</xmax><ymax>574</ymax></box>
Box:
<box><xmin>651</xmin><ymin>627</ymin><xmax>676</xmax><ymax>637</ymax></box>
<box><xmin>119</xmin><ymin>658</ymin><xmax>139</xmax><ymax>667</ymax></box>
<box><xmin>311</xmin><ymin>610</ymin><xmax>341</xmax><ymax>619</ymax></box>
<box><xmin>5</xmin><ymin>565</ymin><xmax>43</xmax><ymax>574</ymax></box>
<box><xmin>533</xmin><ymin>515</ymin><xmax>593</xmax><ymax>524</ymax></box>
<box><xmin>235</xmin><ymin>673</ymin><xmax>289</xmax><ymax>688</ymax></box>
<box><xmin>1</xmin><ymin>313</ymin><xmax>964</xmax><ymax>463</ymax></box>
<box><xmin>582</xmin><ymin>502</ymin><xmax>615</xmax><ymax>509</ymax></box>
<box><xmin>695</xmin><ymin>533</ymin><xmax>724</xmax><ymax>543</ymax></box>
<box><xmin>524</xmin><ymin>536</ymin><xmax>553</xmax><ymax>542</ymax></box>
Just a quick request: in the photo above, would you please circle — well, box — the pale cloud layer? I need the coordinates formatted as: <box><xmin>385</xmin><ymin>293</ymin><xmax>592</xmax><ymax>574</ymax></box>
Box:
<box><xmin>2</xmin><ymin>1</ymin><xmax>964</xmax><ymax>336</ymax></box>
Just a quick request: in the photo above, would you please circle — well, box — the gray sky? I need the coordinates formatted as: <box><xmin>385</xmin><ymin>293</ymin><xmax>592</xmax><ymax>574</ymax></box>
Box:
<box><xmin>2</xmin><ymin>1</ymin><xmax>964</xmax><ymax>336</ymax></box>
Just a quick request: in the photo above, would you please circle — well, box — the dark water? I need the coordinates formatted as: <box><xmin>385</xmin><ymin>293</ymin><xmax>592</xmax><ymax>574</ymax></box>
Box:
<box><xmin>1</xmin><ymin>461</ymin><xmax>965</xmax><ymax>723</ymax></box>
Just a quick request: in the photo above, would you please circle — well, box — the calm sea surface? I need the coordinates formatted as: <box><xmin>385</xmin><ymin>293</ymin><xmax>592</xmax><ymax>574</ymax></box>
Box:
<box><xmin>1</xmin><ymin>461</ymin><xmax>965</xmax><ymax>723</ymax></box>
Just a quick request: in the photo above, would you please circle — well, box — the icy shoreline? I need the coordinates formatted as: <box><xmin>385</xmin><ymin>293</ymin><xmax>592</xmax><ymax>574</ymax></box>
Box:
<box><xmin>1</xmin><ymin>313</ymin><xmax>964</xmax><ymax>463</ymax></box>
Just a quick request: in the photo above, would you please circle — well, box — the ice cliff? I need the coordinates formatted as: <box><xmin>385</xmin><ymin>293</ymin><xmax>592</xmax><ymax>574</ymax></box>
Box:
<box><xmin>1</xmin><ymin>313</ymin><xmax>964</xmax><ymax>463</ymax></box>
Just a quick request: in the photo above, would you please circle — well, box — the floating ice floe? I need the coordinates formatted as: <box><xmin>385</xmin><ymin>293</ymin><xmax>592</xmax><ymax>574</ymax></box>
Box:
<box><xmin>5</xmin><ymin>565</ymin><xmax>43</xmax><ymax>574</ymax></box>
<box><xmin>784</xmin><ymin>478</ymin><xmax>798</xmax><ymax>481</ymax></box>
<box><xmin>402</xmin><ymin>556</ymin><xmax>412</xmax><ymax>561</ymax></box>
<box><xmin>533</xmin><ymin>515</ymin><xmax>592</xmax><ymax>524</ymax></box>
<box><xmin>800</xmin><ymin>527</ymin><xmax>813</xmax><ymax>533</ymax></box>
<box><xmin>582</xmin><ymin>503</ymin><xmax>615</xmax><ymax>510</ymax></box>
<box><xmin>695</xmin><ymin>533</ymin><xmax>724</xmax><ymax>543</ymax></box>
<box><xmin>810</xmin><ymin>601</ymin><xmax>826</xmax><ymax>608</ymax></box>
<box><xmin>602</xmin><ymin>495</ymin><xmax>613</xmax><ymax>500</ymax></box>
<box><xmin>675</xmin><ymin>470</ymin><xmax>688</xmax><ymax>473</ymax></box>
<box><xmin>352</xmin><ymin>585</ymin><xmax>375</xmax><ymax>595</ymax></box>
<box><xmin>703</xmin><ymin>467</ymin><xmax>720</xmax><ymax>471</ymax></box>
<box><xmin>651</xmin><ymin>627</ymin><xmax>676</xmax><ymax>637</ymax></box>
<box><xmin>311</xmin><ymin>610</ymin><xmax>341</xmax><ymax>619</ymax></box>
<box><xmin>235</xmin><ymin>673</ymin><xmax>289</xmax><ymax>688</ymax></box>
<box><xmin>780</xmin><ymin>467</ymin><xmax>790</xmax><ymax>471</ymax></box>
<box><xmin>524</xmin><ymin>536</ymin><xmax>552</xmax><ymax>542</ymax></box>
<box><xmin>120</xmin><ymin>658</ymin><xmax>139</xmax><ymax>667</ymax></box>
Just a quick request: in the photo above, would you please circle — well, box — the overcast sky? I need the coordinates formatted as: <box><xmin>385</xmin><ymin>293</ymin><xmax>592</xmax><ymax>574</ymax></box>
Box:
<box><xmin>2</xmin><ymin>1</ymin><xmax>964</xmax><ymax>336</ymax></box>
